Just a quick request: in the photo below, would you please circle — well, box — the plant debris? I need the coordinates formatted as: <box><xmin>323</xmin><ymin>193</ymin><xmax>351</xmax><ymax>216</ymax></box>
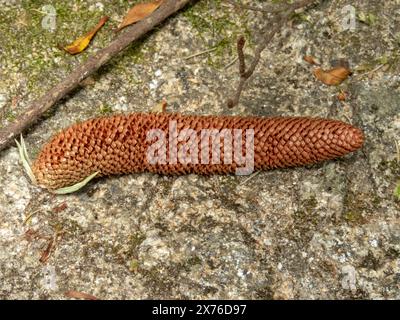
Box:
<box><xmin>303</xmin><ymin>55</ymin><xmax>320</xmax><ymax>65</ymax></box>
<box><xmin>52</xmin><ymin>202</ymin><xmax>68</xmax><ymax>213</ymax></box>
<box><xmin>313</xmin><ymin>66</ymin><xmax>352</xmax><ymax>86</ymax></box>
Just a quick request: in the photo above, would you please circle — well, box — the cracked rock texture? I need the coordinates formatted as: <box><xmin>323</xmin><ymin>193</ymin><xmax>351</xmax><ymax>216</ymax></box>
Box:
<box><xmin>0</xmin><ymin>0</ymin><xmax>399</xmax><ymax>299</ymax></box>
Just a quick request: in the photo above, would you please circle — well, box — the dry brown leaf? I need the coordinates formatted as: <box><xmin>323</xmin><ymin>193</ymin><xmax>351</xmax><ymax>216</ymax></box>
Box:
<box><xmin>65</xmin><ymin>290</ymin><xmax>98</xmax><ymax>300</ymax></box>
<box><xmin>303</xmin><ymin>55</ymin><xmax>319</xmax><ymax>65</ymax></box>
<box><xmin>63</xmin><ymin>16</ymin><xmax>109</xmax><ymax>55</ymax></box>
<box><xmin>117</xmin><ymin>0</ymin><xmax>164</xmax><ymax>32</ymax></box>
<box><xmin>313</xmin><ymin>66</ymin><xmax>351</xmax><ymax>86</ymax></box>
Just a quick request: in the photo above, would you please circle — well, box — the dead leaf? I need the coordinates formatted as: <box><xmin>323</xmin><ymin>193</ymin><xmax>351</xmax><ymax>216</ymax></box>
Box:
<box><xmin>117</xmin><ymin>0</ymin><xmax>164</xmax><ymax>32</ymax></box>
<box><xmin>303</xmin><ymin>55</ymin><xmax>319</xmax><ymax>65</ymax></box>
<box><xmin>63</xmin><ymin>16</ymin><xmax>109</xmax><ymax>55</ymax></box>
<box><xmin>313</xmin><ymin>66</ymin><xmax>351</xmax><ymax>86</ymax></box>
<box><xmin>65</xmin><ymin>290</ymin><xmax>99</xmax><ymax>300</ymax></box>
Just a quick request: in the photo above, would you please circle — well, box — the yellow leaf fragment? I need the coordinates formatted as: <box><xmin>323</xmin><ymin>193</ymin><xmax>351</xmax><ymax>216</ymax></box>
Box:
<box><xmin>313</xmin><ymin>66</ymin><xmax>351</xmax><ymax>86</ymax></box>
<box><xmin>117</xmin><ymin>0</ymin><xmax>164</xmax><ymax>32</ymax></box>
<box><xmin>63</xmin><ymin>16</ymin><xmax>109</xmax><ymax>55</ymax></box>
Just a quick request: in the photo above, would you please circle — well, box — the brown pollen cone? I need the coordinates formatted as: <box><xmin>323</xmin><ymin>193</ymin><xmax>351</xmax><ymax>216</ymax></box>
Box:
<box><xmin>32</xmin><ymin>113</ymin><xmax>364</xmax><ymax>190</ymax></box>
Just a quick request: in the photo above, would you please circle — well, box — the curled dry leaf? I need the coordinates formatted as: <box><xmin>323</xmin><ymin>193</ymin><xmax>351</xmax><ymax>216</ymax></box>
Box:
<box><xmin>303</xmin><ymin>55</ymin><xmax>319</xmax><ymax>65</ymax></box>
<box><xmin>63</xmin><ymin>16</ymin><xmax>109</xmax><ymax>55</ymax></box>
<box><xmin>313</xmin><ymin>66</ymin><xmax>352</xmax><ymax>86</ymax></box>
<box><xmin>117</xmin><ymin>0</ymin><xmax>164</xmax><ymax>32</ymax></box>
<box><xmin>65</xmin><ymin>290</ymin><xmax>98</xmax><ymax>300</ymax></box>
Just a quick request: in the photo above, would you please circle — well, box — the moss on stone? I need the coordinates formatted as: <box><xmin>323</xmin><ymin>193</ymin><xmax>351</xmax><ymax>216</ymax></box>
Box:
<box><xmin>343</xmin><ymin>211</ymin><xmax>365</xmax><ymax>225</ymax></box>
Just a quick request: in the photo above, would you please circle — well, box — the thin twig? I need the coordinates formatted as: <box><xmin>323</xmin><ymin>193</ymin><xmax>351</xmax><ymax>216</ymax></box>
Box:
<box><xmin>239</xmin><ymin>171</ymin><xmax>261</xmax><ymax>186</ymax></box>
<box><xmin>224</xmin><ymin>56</ymin><xmax>238</xmax><ymax>70</ymax></box>
<box><xmin>227</xmin><ymin>0</ymin><xmax>317</xmax><ymax>108</ymax></box>
<box><xmin>184</xmin><ymin>47</ymin><xmax>218</xmax><ymax>60</ymax></box>
<box><xmin>237</xmin><ymin>36</ymin><xmax>246</xmax><ymax>76</ymax></box>
<box><xmin>355</xmin><ymin>63</ymin><xmax>385</xmax><ymax>79</ymax></box>
<box><xmin>0</xmin><ymin>0</ymin><xmax>194</xmax><ymax>153</ymax></box>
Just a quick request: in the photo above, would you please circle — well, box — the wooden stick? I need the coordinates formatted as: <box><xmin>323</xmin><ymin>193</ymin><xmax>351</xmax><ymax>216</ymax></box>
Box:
<box><xmin>0</xmin><ymin>0</ymin><xmax>194</xmax><ymax>152</ymax></box>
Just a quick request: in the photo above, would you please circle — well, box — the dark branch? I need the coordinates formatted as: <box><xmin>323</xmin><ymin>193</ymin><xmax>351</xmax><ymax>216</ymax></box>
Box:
<box><xmin>237</xmin><ymin>36</ymin><xmax>246</xmax><ymax>76</ymax></box>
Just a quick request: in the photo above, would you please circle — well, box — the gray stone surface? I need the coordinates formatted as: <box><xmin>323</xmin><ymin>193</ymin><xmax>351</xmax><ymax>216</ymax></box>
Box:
<box><xmin>0</xmin><ymin>0</ymin><xmax>399</xmax><ymax>299</ymax></box>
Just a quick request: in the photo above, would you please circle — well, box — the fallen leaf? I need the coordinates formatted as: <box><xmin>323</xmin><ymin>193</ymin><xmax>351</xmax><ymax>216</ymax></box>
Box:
<box><xmin>303</xmin><ymin>55</ymin><xmax>319</xmax><ymax>65</ymax></box>
<box><xmin>65</xmin><ymin>290</ymin><xmax>99</xmax><ymax>300</ymax></box>
<box><xmin>313</xmin><ymin>66</ymin><xmax>351</xmax><ymax>86</ymax></box>
<box><xmin>63</xmin><ymin>16</ymin><xmax>109</xmax><ymax>55</ymax></box>
<box><xmin>117</xmin><ymin>0</ymin><xmax>164</xmax><ymax>32</ymax></box>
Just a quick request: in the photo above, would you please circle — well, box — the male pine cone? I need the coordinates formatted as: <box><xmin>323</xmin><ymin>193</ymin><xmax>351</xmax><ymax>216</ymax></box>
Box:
<box><xmin>32</xmin><ymin>113</ymin><xmax>364</xmax><ymax>190</ymax></box>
